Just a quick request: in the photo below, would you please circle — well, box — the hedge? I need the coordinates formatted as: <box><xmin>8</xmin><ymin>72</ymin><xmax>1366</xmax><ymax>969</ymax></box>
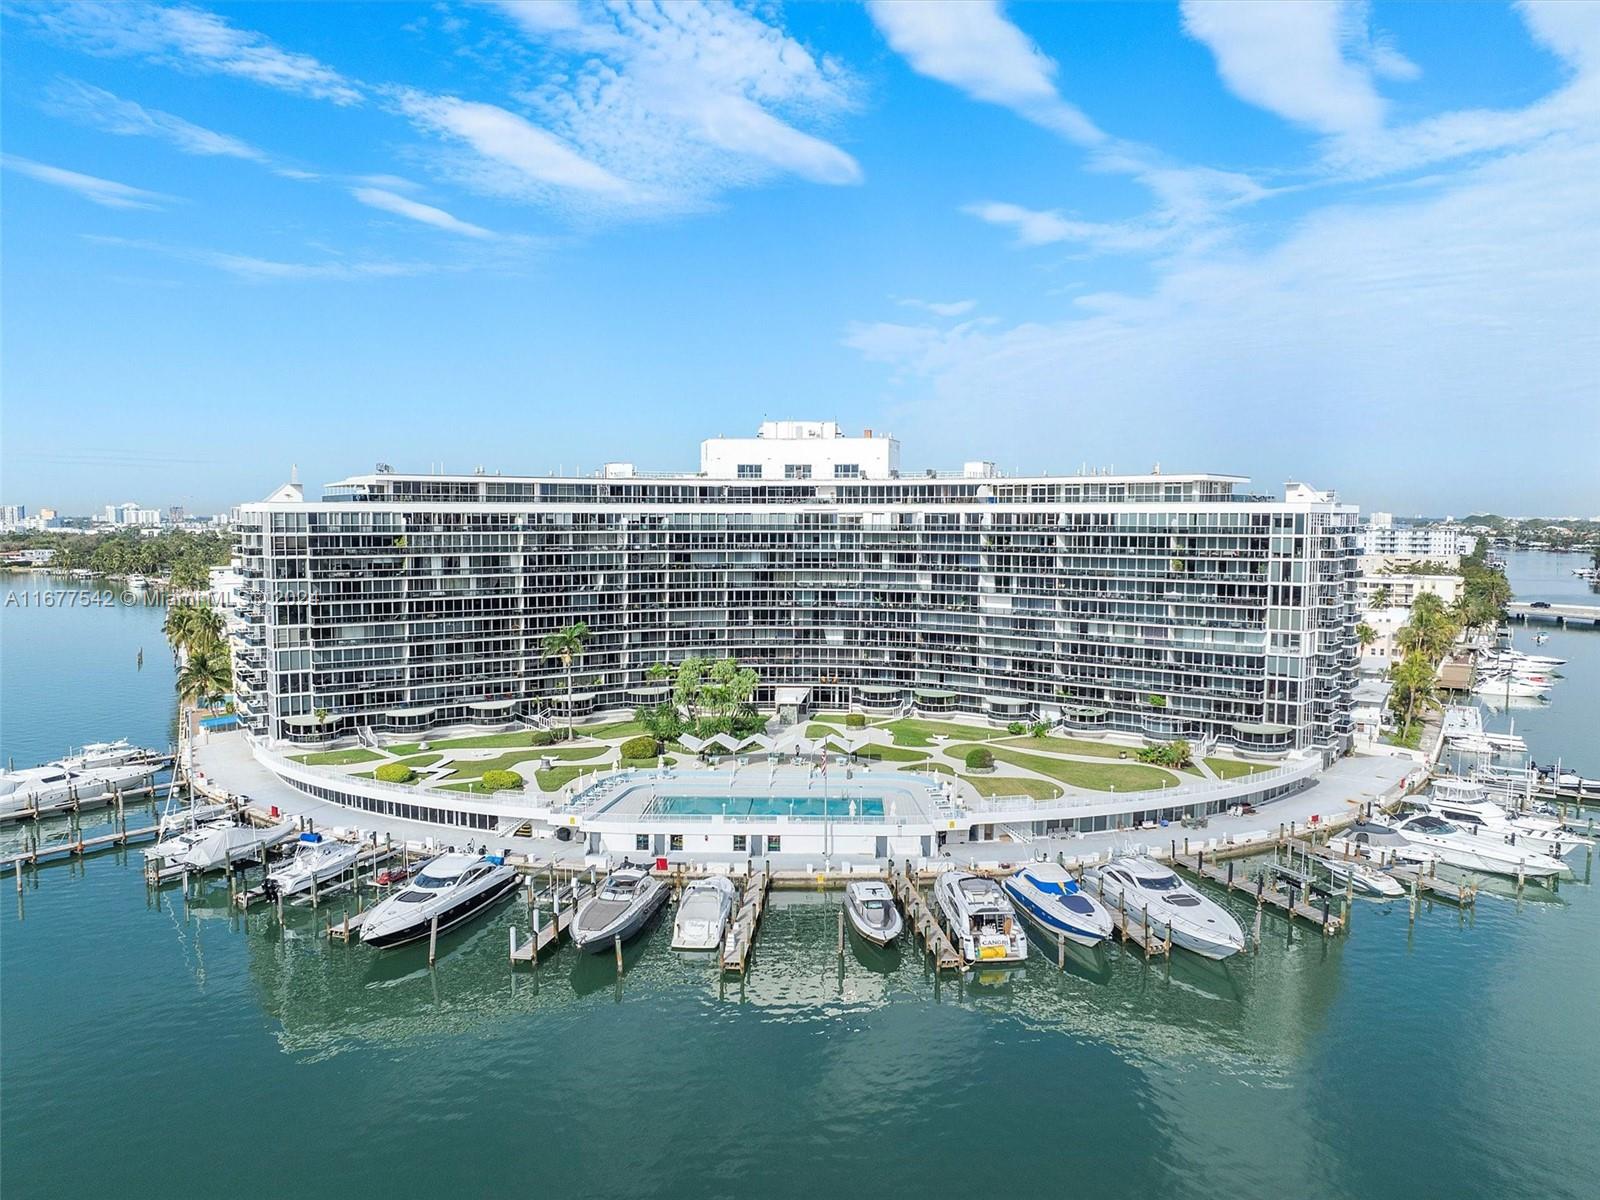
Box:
<box><xmin>964</xmin><ymin>747</ymin><xmax>995</xmax><ymax>770</ymax></box>
<box><xmin>479</xmin><ymin>769</ymin><xmax>523</xmax><ymax>792</ymax></box>
<box><xmin>374</xmin><ymin>762</ymin><xmax>415</xmax><ymax>784</ymax></box>
<box><xmin>620</xmin><ymin>735</ymin><xmax>659</xmax><ymax>760</ymax></box>
<box><xmin>845</xmin><ymin>713</ymin><xmax>866</xmax><ymax>728</ymax></box>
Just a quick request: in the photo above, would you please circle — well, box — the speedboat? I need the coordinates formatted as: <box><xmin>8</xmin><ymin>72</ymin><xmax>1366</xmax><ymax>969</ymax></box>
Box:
<box><xmin>156</xmin><ymin>798</ymin><xmax>232</xmax><ymax>838</ymax></box>
<box><xmin>1391</xmin><ymin>813</ymin><xmax>1566</xmax><ymax>879</ymax></box>
<box><xmin>671</xmin><ymin>875</ymin><xmax>739</xmax><ymax>951</ymax></box>
<box><xmin>359</xmin><ymin>852</ymin><xmax>519</xmax><ymax>949</ymax></box>
<box><xmin>1329</xmin><ymin>819</ymin><xmax>1438</xmax><ymax>868</ymax></box>
<box><xmin>177</xmin><ymin>818</ymin><xmax>298</xmax><ymax>871</ymax></box>
<box><xmin>1084</xmin><ymin>856</ymin><xmax>1245</xmax><ymax>960</ymax></box>
<box><xmin>933</xmin><ymin>872</ymin><xmax>1028</xmax><ymax>964</ymax></box>
<box><xmin>1002</xmin><ymin>863</ymin><xmax>1113</xmax><ymax>947</ymax></box>
<box><xmin>843</xmin><ymin>880</ymin><xmax>903</xmax><ymax>947</ymax></box>
<box><xmin>265</xmin><ymin>832</ymin><xmax>363</xmax><ymax>899</ymax></box>
<box><xmin>1312</xmin><ymin>852</ymin><xmax>1406</xmax><ymax>897</ymax></box>
<box><xmin>570</xmin><ymin>864</ymin><xmax>669</xmax><ymax>953</ymax></box>
<box><xmin>1471</xmin><ymin>673</ymin><xmax>1548</xmax><ymax>698</ymax></box>
<box><xmin>1421</xmin><ymin>778</ymin><xmax>1593</xmax><ymax>858</ymax></box>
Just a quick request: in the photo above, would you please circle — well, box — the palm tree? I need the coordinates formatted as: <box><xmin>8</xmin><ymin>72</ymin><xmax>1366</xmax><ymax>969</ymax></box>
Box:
<box><xmin>1370</xmin><ymin>585</ymin><xmax>1391</xmax><ymax>610</ymax></box>
<box><xmin>1356</xmin><ymin>622</ymin><xmax>1377</xmax><ymax>650</ymax></box>
<box><xmin>176</xmin><ymin>641</ymin><xmax>232</xmax><ymax>710</ymax></box>
<box><xmin>541</xmin><ymin>622</ymin><xmax>590</xmax><ymax>738</ymax></box>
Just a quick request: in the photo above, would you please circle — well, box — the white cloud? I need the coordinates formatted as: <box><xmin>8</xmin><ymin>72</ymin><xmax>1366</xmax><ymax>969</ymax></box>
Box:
<box><xmin>43</xmin><ymin>78</ymin><xmax>276</xmax><ymax>165</ymax></box>
<box><xmin>865</xmin><ymin>0</ymin><xmax>1102</xmax><ymax>144</ymax></box>
<box><xmin>20</xmin><ymin>2</ymin><xmax>362</xmax><ymax>105</ymax></box>
<box><xmin>84</xmin><ymin>233</ymin><xmax>449</xmax><ymax>281</ymax></box>
<box><xmin>900</xmin><ymin>298</ymin><xmax>978</xmax><ymax>318</ymax></box>
<box><xmin>1519</xmin><ymin>0</ymin><xmax>1600</xmax><ymax>73</ymax></box>
<box><xmin>847</xmin><ymin>128</ymin><xmax>1600</xmax><ymax>509</ymax></box>
<box><xmin>391</xmin><ymin>89</ymin><xmax>632</xmax><ymax>200</ymax></box>
<box><xmin>963</xmin><ymin>201</ymin><xmax>1168</xmax><ymax>254</ymax></box>
<box><xmin>1179</xmin><ymin>0</ymin><xmax>1402</xmax><ymax>136</ymax></box>
<box><xmin>487</xmin><ymin>0</ymin><xmax>860</xmax><ymax>209</ymax></box>
<box><xmin>2</xmin><ymin>154</ymin><xmax>172</xmax><ymax>209</ymax></box>
<box><xmin>350</xmin><ymin>186</ymin><xmax>493</xmax><ymax>239</ymax></box>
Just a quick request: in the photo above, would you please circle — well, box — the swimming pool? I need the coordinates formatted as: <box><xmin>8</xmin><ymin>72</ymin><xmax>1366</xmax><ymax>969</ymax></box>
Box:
<box><xmin>642</xmin><ymin>794</ymin><xmax>887</xmax><ymax>820</ymax></box>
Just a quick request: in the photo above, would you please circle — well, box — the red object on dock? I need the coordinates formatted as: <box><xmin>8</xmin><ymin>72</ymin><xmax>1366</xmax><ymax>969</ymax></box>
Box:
<box><xmin>270</xmin><ymin>805</ymin><xmax>280</xmax><ymax>818</ymax></box>
<box><xmin>655</xmin><ymin>856</ymin><xmax>668</xmax><ymax>872</ymax></box>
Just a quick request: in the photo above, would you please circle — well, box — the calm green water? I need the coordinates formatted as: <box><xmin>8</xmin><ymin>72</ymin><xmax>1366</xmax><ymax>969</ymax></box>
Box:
<box><xmin>2</xmin><ymin>566</ymin><xmax>1597</xmax><ymax>1200</ymax></box>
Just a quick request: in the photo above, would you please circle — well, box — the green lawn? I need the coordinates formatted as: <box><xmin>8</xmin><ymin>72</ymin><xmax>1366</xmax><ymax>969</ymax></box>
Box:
<box><xmin>996</xmin><ymin>734</ymin><xmax>1139</xmax><ymax>760</ymax></box>
<box><xmin>945</xmin><ymin>743</ymin><xmax>1179</xmax><ymax>792</ymax></box>
<box><xmin>350</xmin><ymin>752</ymin><xmax>442</xmax><ymax>780</ymax></box>
<box><xmin>442</xmin><ymin>745</ymin><xmax>605</xmax><ymax>781</ymax></box>
<box><xmin>964</xmin><ymin>774</ymin><xmax>1063</xmax><ymax>800</ymax></box>
<box><xmin>885</xmin><ymin>719</ymin><xmax>1007</xmax><ymax>748</ymax></box>
<box><xmin>820</xmin><ymin>739</ymin><xmax>927</xmax><ymax>763</ymax></box>
<box><xmin>439</xmin><ymin>780</ymin><xmax>524</xmax><ymax>794</ymax></box>
<box><xmin>1204</xmin><ymin>757</ymin><xmax>1274</xmax><ymax>780</ymax></box>
<box><xmin>386</xmin><ymin>731</ymin><xmax>544</xmax><ymax>755</ymax></box>
<box><xmin>907</xmin><ymin>762</ymin><xmax>955</xmax><ymax>776</ymax></box>
<box><xmin>289</xmin><ymin>748</ymin><xmax>382</xmax><ymax>766</ymax></box>
<box><xmin>534</xmin><ymin>766</ymin><xmax>587</xmax><ymax>791</ymax></box>
<box><xmin>573</xmin><ymin>719</ymin><xmax>648</xmax><ymax>739</ymax></box>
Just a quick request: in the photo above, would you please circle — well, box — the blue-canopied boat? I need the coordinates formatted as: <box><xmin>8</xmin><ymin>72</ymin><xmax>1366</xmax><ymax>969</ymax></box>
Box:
<box><xmin>1003</xmin><ymin>864</ymin><xmax>1113</xmax><ymax>947</ymax></box>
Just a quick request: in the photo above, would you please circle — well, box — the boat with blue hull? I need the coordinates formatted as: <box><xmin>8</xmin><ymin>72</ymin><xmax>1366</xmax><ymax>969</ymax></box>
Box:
<box><xmin>1003</xmin><ymin>864</ymin><xmax>1114</xmax><ymax>947</ymax></box>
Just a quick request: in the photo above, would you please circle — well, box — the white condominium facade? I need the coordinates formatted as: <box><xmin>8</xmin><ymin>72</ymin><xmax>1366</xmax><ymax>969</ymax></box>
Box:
<box><xmin>230</xmin><ymin>422</ymin><xmax>1360</xmax><ymax>760</ymax></box>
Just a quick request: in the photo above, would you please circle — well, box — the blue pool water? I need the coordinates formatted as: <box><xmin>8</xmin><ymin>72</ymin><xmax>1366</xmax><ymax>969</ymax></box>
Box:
<box><xmin>644</xmin><ymin>794</ymin><xmax>886</xmax><ymax>819</ymax></box>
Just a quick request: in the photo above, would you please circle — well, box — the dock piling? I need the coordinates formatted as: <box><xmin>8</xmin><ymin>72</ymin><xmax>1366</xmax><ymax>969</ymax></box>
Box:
<box><xmin>614</xmin><ymin>934</ymin><xmax>623</xmax><ymax>976</ymax></box>
<box><xmin>428</xmin><ymin>915</ymin><xmax>439</xmax><ymax>967</ymax></box>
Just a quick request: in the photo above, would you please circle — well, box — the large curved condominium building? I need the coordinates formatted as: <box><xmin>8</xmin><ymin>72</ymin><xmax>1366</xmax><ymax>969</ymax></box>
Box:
<box><xmin>231</xmin><ymin>422</ymin><xmax>1360</xmax><ymax>760</ymax></box>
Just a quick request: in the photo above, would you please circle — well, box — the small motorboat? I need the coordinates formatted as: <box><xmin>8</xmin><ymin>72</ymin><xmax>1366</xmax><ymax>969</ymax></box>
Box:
<box><xmin>1003</xmin><ymin>863</ymin><xmax>1113</xmax><ymax>946</ymax></box>
<box><xmin>1391</xmin><ymin>813</ymin><xmax>1566</xmax><ymax>879</ymax></box>
<box><xmin>934</xmin><ymin>872</ymin><xmax>1028</xmax><ymax>964</ymax></box>
<box><xmin>1084</xmin><ymin>856</ymin><xmax>1244</xmax><ymax>960</ymax></box>
<box><xmin>265</xmin><ymin>832</ymin><xmax>363</xmax><ymax>899</ymax></box>
<box><xmin>570</xmin><ymin>864</ymin><xmax>669</xmax><ymax>953</ymax></box>
<box><xmin>671</xmin><ymin>875</ymin><xmax>739</xmax><ymax>951</ymax></box>
<box><xmin>843</xmin><ymin>880</ymin><xmax>903</xmax><ymax>947</ymax></box>
<box><xmin>1311</xmin><ymin>852</ymin><xmax>1405</xmax><ymax>898</ymax></box>
<box><xmin>359</xmin><ymin>852</ymin><xmax>519</xmax><ymax>949</ymax></box>
<box><xmin>375</xmin><ymin>863</ymin><xmax>411</xmax><ymax>887</ymax></box>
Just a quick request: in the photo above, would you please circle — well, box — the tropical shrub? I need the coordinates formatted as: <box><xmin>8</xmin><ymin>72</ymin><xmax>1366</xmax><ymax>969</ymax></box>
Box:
<box><xmin>479</xmin><ymin>769</ymin><xmax>523</xmax><ymax>792</ymax></box>
<box><xmin>620</xmin><ymin>735</ymin><xmax>659</xmax><ymax>760</ymax></box>
<box><xmin>1147</xmin><ymin>694</ymin><xmax>1168</xmax><ymax>708</ymax></box>
<box><xmin>845</xmin><ymin>713</ymin><xmax>866</xmax><ymax>728</ymax></box>
<box><xmin>1136</xmin><ymin>740</ymin><xmax>1193</xmax><ymax>768</ymax></box>
<box><xmin>374</xmin><ymin>763</ymin><xmax>415</xmax><ymax>784</ymax></box>
<box><xmin>1030</xmin><ymin>722</ymin><xmax>1051</xmax><ymax>738</ymax></box>
<box><xmin>1006</xmin><ymin>721</ymin><xmax>1026</xmax><ymax>735</ymax></box>
<box><xmin>965</xmin><ymin>746</ymin><xmax>995</xmax><ymax>770</ymax></box>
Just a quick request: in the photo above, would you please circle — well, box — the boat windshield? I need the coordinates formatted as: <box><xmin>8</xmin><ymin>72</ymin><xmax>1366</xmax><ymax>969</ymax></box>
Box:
<box><xmin>1060</xmin><ymin>894</ymin><xmax>1096</xmax><ymax>915</ymax></box>
<box><xmin>1409</xmin><ymin>816</ymin><xmax>1458</xmax><ymax>835</ymax></box>
<box><xmin>862</xmin><ymin>899</ymin><xmax>888</xmax><ymax>915</ymax></box>
<box><xmin>414</xmin><ymin>870</ymin><xmax>461</xmax><ymax>889</ymax></box>
<box><xmin>1137</xmin><ymin>874</ymin><xmax>1181</xmax><ymax>891</ymax></box>
<box><xmin>393</xmin><ymin>889</ymin><xmax>431</xmax><ymax>904</ymax></box>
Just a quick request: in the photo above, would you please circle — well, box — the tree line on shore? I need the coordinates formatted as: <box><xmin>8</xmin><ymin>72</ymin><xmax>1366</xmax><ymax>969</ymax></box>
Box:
<box><xmin>4</xmin><ymin>528</ymin><xmax>235</xmax><ymax>590</ymax></box>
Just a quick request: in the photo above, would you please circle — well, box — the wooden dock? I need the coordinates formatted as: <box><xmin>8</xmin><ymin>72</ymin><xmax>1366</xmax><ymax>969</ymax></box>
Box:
<box><xmin>720</xmin><ymin>864</ymin><xmax>772</xmax><ymax>974</ymax></box>
<box><xmin>234</xmin><ymin>841</ymin><xmax>399</xmax><ymax>910</ymax></box>
<box><xmin>1386</xmin><ymin>861</ymin><xmax>1477</xmax><ymax>906</ymax></box>
<box><xmin>1079</xmin><ymin>869</ymin><xmax>1173</xmax><ymax>958</ymax></box>
<box><xmin>0</xmin><ymin>780</ymin><xmax>166</xmax><ymax>826</ymax></box>
<box><xmin>1171</xmin><ymin>850</ymin><xmax>1345</xmax><ymax>935</ymax></box>
<box><xmin>508</xmin><ymin>875</ymin><xmax>593</xmax><ymax>963</ymax></box>
<box><xmin>888</xmin><ymin>865</ymin><xmax>965</xmax><ymax>971</ymax></box>
<box><xmin>2</xmin><ymin>821</ymin><xmax>158</xmax><ymax>876</ymax></box>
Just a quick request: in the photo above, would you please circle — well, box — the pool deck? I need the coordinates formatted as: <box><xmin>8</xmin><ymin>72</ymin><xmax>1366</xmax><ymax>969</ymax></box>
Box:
<box><xmin>192</xmin><ymin>728</ymin><xmax>1419</xmax><ymax>875</ymax></box>
<box><xmin>588</xmin><ymin>767</ymin><xmax>935</xmax><ymax>822</ymax></box>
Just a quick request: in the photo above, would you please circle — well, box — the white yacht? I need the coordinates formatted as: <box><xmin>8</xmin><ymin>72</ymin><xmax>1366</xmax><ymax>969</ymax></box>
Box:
<box><xmin>1311</xmin><ymin>853</ymin><xmax>1406</xmax><ymax>897</ymax></box>
<box><xmin>0</xmin><ymin>742</ymin><xmax>166</xmax><ymax>822</ymax></box>
<box><xmin>1085</xmin><ymin>856</ymin><xmax>1245</xmax><ymax>960</ymax></box>
<box><xmin>1390</xmin><ymin>813</ymin><xmax>1565</xmax><ymax>879</ymax></box>
<box><xmin>1471</xmin><ymin>672</ymin><xmax>1548</xmax><ymax>699</ymax></box>
<box><xmin>266</xmin><ymin>832</ymin><xmax>363</xmax><ymax>899</ymax></box>
<box><xmin>1003</xmin><ymin>863</ymin><xmax>1113</xmax><ymax>946</ymax></box>
<box><xmin>175</xmin><ymin>818</ymin><xmax>298</xmax><ymax>872</ymax></box>
<box><xmin>571</xmin><ymin>865</ymin><xmax>670</xmax><ymax>953</ymax></box>
<box><xmin>359</xmin><ymin>853</ymin><xmax>519</xmax><ymax>949</ymax></box>
<box><xmin>1420</xmin><ymin>778</ymin><xmax>1592</xmax><ymax>858</ymax></box>
<box><xmin>933</xmin><ymin>872</ymin><xmax>1028</xmax><ymax>965</ymax></box>
<box><xmin>671</xmin><ymin>876</ymin><xmax>739</xmax><ymax>951</ymax></box>
<box><xmin>843</xmin><ymin>880</ymin><xmax>903</xmax><ymax>948</ymax></box>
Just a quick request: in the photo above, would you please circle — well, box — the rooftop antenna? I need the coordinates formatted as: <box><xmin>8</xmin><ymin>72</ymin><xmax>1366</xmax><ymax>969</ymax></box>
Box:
<box><xmin>290</xmin><ymin>464</ymin><xmax>299</xmax><ymax>485</ymax></box>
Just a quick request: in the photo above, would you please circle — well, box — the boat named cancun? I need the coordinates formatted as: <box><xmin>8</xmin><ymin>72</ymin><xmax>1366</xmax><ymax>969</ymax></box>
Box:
<box><xmin>934</xmin><ymin>872</ymin><xmax>1028</xmax><ymax>964</ymax></box>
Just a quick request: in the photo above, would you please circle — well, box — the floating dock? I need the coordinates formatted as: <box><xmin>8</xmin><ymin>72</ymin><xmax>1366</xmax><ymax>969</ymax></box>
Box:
<box><xmin>1170</xmin><ymin>850</ymin><xmax>1346</xmax><ymax>935</ymax></box>
<box><xmin>720</xmin><ymin>864</ymin><xmax>772</xmax><ymax>974</ymax></box>
<box><xmin>2</xmin><ymin>821</ymin><xmax>158</xmax><ymax>875</ymax></box>
<box><xmin>508</xmin><ymin>874</ymin><xmax>593</xmax><ymax>963</ymax></box>
<box><xmin>888</xmin><ymin>865</ymin><xmax>965</xmax><ymax>970</ymax></box>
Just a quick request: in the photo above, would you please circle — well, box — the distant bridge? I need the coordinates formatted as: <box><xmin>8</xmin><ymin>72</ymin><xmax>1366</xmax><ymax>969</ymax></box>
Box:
<box><xmin>1507</xmin><ymin>601</ymin><xmax>1600</xmax><ymax>627</ymax></box>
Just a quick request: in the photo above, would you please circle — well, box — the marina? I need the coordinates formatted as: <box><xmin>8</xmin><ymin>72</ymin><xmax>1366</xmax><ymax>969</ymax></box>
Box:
<box><xmin>3</xmin><ymin>554</ymin><xmax>1598</xmax><ymax>1200</ymax></box>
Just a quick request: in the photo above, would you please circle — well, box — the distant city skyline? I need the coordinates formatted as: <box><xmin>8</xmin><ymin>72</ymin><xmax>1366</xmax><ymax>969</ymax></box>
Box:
<box><xmin>3</xmin><ymin>2</ymin><xmax>1597</xmax><ymax>515</ymax></box>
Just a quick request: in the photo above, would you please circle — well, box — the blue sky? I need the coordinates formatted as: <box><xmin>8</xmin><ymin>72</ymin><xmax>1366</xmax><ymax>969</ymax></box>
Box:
<box><xmin>2</xmin><ymin>1</ymin><xmax>1596</xmax><ymax>517</ymax></box>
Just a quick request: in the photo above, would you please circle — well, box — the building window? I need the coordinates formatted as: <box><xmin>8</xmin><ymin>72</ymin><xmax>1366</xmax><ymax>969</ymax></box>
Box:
<box><xmin>767</xmin><ymin>834</ymin><xmax>781</xmax><ymax>852</ymax></box>
<box><xmin>635</xmin><ymin>834</ymin><xmax>649</xmax><ymax>851</ymax></box>
<box><xmin>784</xmin><ymin>464</ymin><xmax>811</xmax><ymax>480</ymax></box>
<box><xmin>669</xmin><ymin>833</ymin><xmax>683</xmax><ymax>851</ymax></box>
<box><xmin>736</xmin><ymin>464</ymin><xmax>761</xmax><ymax>479</ymax></box>
<box><xmin>833</xmin><ymin>463</ymin><xmax>861</xmax><ymax>479</ymax></box>
<box><xmin>732</xmin><ymin>834</ymin><xmax>747</xmax><ymax>852</ymax></box>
